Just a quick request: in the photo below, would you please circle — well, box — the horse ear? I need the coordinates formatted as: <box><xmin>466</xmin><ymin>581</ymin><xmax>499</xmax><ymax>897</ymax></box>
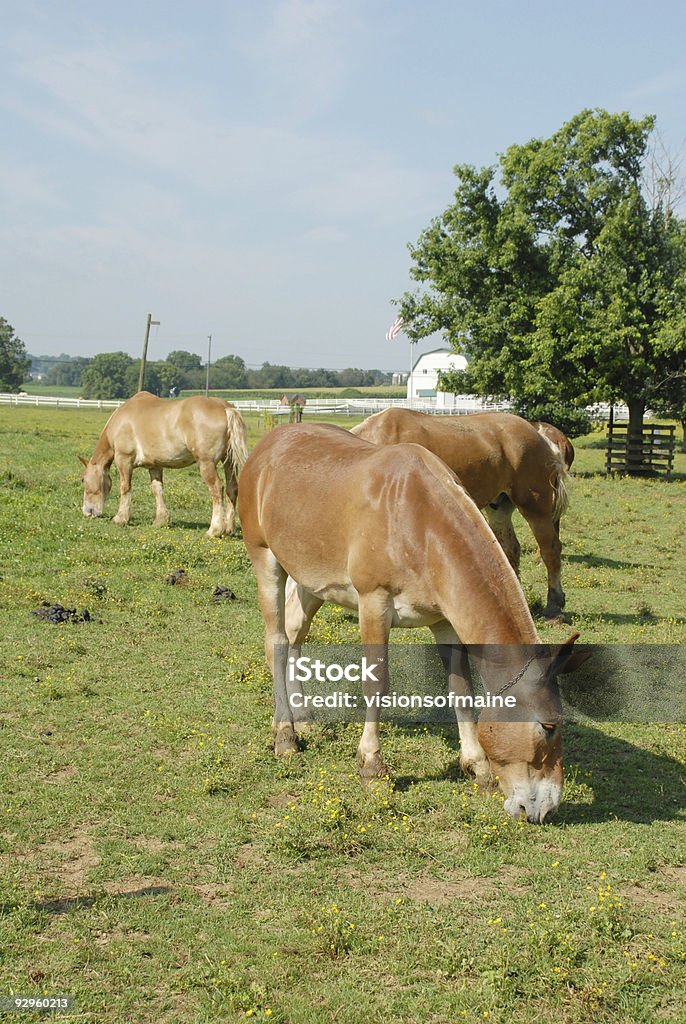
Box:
<box><xmin>553</xmin><ymin>632</ymin><xmax>593</xmax><ymax>675</ymax></box>
<box><xmin>78</xmin><ymin>455</ymin><xmax>89</xmax><ymax>467</ymax></box>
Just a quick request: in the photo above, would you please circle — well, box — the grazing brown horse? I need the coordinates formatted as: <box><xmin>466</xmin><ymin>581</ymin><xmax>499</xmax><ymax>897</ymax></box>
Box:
<box><xmin>238</xmin><ymin>423</ymin><xmax>587</xmax><ymax>823</ymax></box>
<box><xmin>80</xmin><ymin>392</ymin><xmax>248</xmax><ymax>536</ymax></box>
<box><xmin>351</xmin><ymin>409</ymin><xmax>570</xmax><ymax>618</ymax></box>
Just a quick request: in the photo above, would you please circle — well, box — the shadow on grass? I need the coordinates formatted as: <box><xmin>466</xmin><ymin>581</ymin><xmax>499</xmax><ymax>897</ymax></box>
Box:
<box><xmin>572</xmin><ymin>465</ymin><xmax>686</xmax><ymax>482</ymax></box>
<box><xmin>165</xmin><ymin>520</ymin><xmax>245</xmax><ymax>540</ymax></box>
<box><xmin>162</xmin><ymin>519</ymin><xmax>209</xmax><ymax>532</ymax></box>
<box><xmin>573</xmin><ymin>610</ymin><xmax>686</xmax><ymax>628</ymax></box>
<box><xmin>565</xmin><ymin>553</ymin><xmax>656</xmax><ymax>570</ymax></box>
<box><xmin>0</xmin><ymin>885</ymin><xmax>173</xmax><ymax>919</ymax></box>
<box><xmin>393</xmin><ymin>722</ymin><xmax>685</xmax><ymax>826</ymax></box>
<box><xmin>559</xmin><ymin>723</ymin><xmax>686</xmax><ymax>825</ymax></box>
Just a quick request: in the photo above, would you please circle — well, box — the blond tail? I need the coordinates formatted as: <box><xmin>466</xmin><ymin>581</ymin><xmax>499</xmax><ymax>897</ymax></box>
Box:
<box><xmin>540</xmin><ymin>433</ymin><xmax>570</xmax><ymax>522</ymax></box>
<box><xmin>225</xmin><ymin>404</ymin><xmax>249</xmax><ymax>476</ymax></box>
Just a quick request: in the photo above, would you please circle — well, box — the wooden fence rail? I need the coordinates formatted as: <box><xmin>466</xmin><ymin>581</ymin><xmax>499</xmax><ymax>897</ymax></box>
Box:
<box><xmin>606</xmin><ymin>422</ymin><xmax>676</xmax><ymax>478</ymax></box>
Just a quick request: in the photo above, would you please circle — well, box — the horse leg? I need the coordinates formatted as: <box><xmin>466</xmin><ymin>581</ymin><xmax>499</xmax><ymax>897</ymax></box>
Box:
<box><xmin>430</xmin><ymin>622</ymin><xmax>490</xmax><ymax>784</ymax></box>
<box><xmin>222</xmin><ymin>459</ymin><xmax>238</xmax><ymax>535</ymax></box>
<box><xmin>356</xmin><ymin>591</ymin><xmax>392</xmax><ymax>784</ymax></box>
<box><xmin>285</xmin><ymin>579</ymin><xmax>324</xmax><ymax>735</ymax></box>
<box><xmin>197</xmin><ymin>459</ymin><xmax>227</xmax><ymax>537</ymax></box>
<box><xmin>112</xmin><ymin>454</ymin><xmax>134</xmax><ymax>526</ymax></box>
<box><xmin>519</xmin><ymin>507</ymin><xmax>565</xmax><ymax>618</ymax></box>
<box><xmin>149</xmin><ymin>467</ymin><xmax>170</xmax><ymax>527</ymax></box>
<box><xmin>252</xmin><ymin>548</ymin><xmax>296</xmax><ymax>757</ymax></box>
<box><xmin>483</xmin><ymin>494</ymin><xmax>521</xmax><ymax>576</ymax></box>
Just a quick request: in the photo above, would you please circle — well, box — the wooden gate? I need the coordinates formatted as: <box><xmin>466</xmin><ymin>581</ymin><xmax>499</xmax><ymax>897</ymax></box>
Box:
<box><xmin>606</xmin><ymin>419</ymin><xmax>676</xmax><ymax>478</ymax></box>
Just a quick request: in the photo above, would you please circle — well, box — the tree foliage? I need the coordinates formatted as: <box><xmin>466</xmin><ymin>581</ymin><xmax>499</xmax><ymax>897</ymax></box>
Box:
<box><xmin>81</xmin><ymin>352</ymin><xmax>134</xmax><ymax>399</ymax></box>
<box><xmin>399</xmin><ymin>109</ymin><xmax>686</xmax><ymax>434</ymax></box>
<box><xmin>44</xmin><ymin>356</ymin><xmax>92</xmax><ymax>387</ymax></box>
<box><xmin>0</xmin><ymin>318</ymin><xmax>30</xmax><ymax>391</ymax></box>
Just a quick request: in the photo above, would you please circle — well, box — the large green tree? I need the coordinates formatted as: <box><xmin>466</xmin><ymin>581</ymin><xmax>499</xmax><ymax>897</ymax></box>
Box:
<box><xmin>211</xmin><ymin>354</ymin><xmax>249</xmax><ymax>390</ymax></box>
<box><xmin>398</xmin><ymin>109</ymin><xmax>686</xmax><ymax>441</ymax></box>
<box><xmin>0</xmin><ymin>318</ymin><xmax>30</xmax><ymax>391</ymax></box>
<box><xmin>81</xmin><ymin>352</ymin><xmax>134</xmax><ymax>399</ymax></box>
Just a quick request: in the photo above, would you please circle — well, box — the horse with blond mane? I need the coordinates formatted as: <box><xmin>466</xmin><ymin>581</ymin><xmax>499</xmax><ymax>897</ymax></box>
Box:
<box><xmin>80</xmin><ymin>392</ymin><xmax>248</xmax><ymax>536</ymax></box>
<box><xmin>351</xmin><ymin>409</ymin><xmax>570</xmax><ymax>618</ymax></box>
<box><xmin>238</xmin><ymin>423</ymin><xmax>588</xmax><ymax>823</ymax></box>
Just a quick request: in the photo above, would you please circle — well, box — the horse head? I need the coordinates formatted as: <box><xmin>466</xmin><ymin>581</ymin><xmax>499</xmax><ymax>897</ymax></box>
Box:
<box><xmin>475</xmin><ymin>634</ymin><xmax>591</xmax><ymax>823</ymax></box>
<box><xmin>79</xmin><ymin>455</ymin><xmax>111</xmax><ymax>517</ymax></box>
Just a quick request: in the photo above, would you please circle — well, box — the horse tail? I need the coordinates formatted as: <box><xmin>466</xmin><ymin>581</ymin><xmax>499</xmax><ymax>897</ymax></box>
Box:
<box><xmin>539</xmin><ymin>433</ymin><xmax>570</xmax><ymax>522</ymax></box>
<box><xmin>224</xmin><ymin>404</ymin><xmax>249</xmax><ymax>476</ymax></box>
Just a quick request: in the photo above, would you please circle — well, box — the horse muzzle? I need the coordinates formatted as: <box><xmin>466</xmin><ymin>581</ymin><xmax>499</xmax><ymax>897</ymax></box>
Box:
<box><xmin>503</xmin><ymin>781</ymin><xmax>562</xmax><ymax>824</ymax></box>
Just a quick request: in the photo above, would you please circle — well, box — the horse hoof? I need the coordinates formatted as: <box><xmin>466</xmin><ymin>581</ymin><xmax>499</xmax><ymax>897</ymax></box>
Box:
<box><xmin>112</xmin><ymin>515</ymin><xmax>128</xmax><ymax>527</ymax></box>
<box><xmin>357</xmin><ymin>751</ymin><xmax>390</xmax><ymax>784</ymax></box>
<box><xmin>460</xmin><ymin>757</ymin><xmax>491</xmax><ymax>784</ymax></box>
<box><xmin>542</xmin><ymin>606</ymin><xmax>570</xmax><ymax>623</ymax></box>
<box><xmin>274</xmin><ymin>726</ymin><xmax>299</xmax><ymax>757</ymax></box>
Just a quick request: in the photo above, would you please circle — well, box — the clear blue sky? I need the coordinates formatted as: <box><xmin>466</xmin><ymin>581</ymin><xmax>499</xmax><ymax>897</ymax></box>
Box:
<box><xmin>2</xmin><ymin>0</ymin><xmax>685</xmax><ymax>371</ymax></box>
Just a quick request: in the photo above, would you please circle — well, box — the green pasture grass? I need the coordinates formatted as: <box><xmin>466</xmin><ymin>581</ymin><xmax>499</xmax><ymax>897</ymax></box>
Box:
<box><xmin>0</xmin><ymin>407</ymin><xmax>685</xmax><ymax>1024</ymax></box>
<box><xmin>19</xmin><ymin>384</ymin><xmax>83</xmax><ymax>399</ymax></box>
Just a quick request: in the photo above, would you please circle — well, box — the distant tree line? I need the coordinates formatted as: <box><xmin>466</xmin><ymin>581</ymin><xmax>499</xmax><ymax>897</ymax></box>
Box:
<box><xmin>28</xmin><ymin>349</ymin><xmax>391</xmax><ymax>398</ymax></box>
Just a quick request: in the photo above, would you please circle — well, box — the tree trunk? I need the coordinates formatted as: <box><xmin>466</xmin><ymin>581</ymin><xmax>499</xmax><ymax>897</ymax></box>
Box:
<box><xmin>627</xmin><ymin>398</ymin><xmax>646</xmax><ymax>474</ymax></box>
<box><xmin>681</xmin><ymin>419</ymin><xmax>686</xmax><ymax>454</ymax></box>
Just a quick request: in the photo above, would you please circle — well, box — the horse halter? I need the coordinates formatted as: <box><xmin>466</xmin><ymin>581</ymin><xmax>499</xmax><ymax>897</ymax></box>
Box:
<box><xmin>490</xmin><ymin>651</ymin><xmax>540</xmax><ymax>699</ymax></box>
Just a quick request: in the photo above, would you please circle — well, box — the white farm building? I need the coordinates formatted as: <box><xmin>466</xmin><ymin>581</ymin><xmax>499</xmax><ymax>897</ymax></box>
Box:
<box><xmin>407</xmin><ymin>348</ymin><xmax>469</xmax><ymax>408</ymax></box>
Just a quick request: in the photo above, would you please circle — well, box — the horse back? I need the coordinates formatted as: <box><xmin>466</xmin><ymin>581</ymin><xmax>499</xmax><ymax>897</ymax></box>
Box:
<box><xmin>353</xmin><ymin>409</ymin><xmax>554</xmax><ymax>506</ymax></box>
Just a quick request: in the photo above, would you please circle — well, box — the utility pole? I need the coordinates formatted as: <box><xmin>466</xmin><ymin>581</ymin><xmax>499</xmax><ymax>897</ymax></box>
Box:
<box><xmin>138</xmin><ymin>313</ymin><xmax>160</xmax><ymax>393</ymax></box>
<box><xmin>205</xmin><ymin>334</ymin><xmax>212</xmax><ymax>396</ymax></box>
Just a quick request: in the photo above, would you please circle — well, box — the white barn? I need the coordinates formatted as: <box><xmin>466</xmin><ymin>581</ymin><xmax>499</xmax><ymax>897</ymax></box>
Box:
<box><xmin>407</xmin><ymin>348</ymin><xmax>468</xmax><ymax>407</ymax></box>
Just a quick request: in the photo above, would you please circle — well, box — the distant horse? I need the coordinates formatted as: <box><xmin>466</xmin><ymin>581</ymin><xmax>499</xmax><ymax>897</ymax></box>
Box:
<box><xmin>80</xmin><ymin>392</ymin><xmax>248</xmax><ymax>536</ymax></box>
<box><xmin>531</xmin><ymin>421</ymin><xmax>575</xmax><ymax>469</ymax></box>
<box><xmin>238</xmin><ymin>423</ymin><xmax>587</xmax><ymax>823</ymax></box>
<box><xmin>351</xmin><ymin>410</ymin><xmax>570</xmax><ymax>618</ymax></box>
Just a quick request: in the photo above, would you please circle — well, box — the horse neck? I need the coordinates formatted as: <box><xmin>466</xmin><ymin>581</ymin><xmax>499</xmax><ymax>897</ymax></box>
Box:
<box><xmin>430</xmin><ymin>507</ymin><xmax>540</xmax><ymax>647</ymax></box>
<box><xmin>92</xmin><ymin>429</ymin><xmax>114</xmax><ymax>468</ymax></box>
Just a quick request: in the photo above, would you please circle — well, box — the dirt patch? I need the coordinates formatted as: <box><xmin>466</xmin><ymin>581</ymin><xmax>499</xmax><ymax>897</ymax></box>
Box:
<box><xmin>341</xmin><ymin>864</ymin><xmax>526</xmax><ymax>905</ymax></box>
<box><xmin>265</xmin><ymin>793</ymin><xmax>297</xmax><ymax>808</ymax></box>
<box><xmin>92</xmin><ymin>928</ymin><xmax>151</xmax><ymax>946</ymax></box>
<box><xmin>46</xmin><ymin>766</ymin><xmax>78</xmax><ymax>784</ymax></box>
<box><xmin>44</xmin><ymin>836</ymin><xmax>100</xmax><ymax>891</ymax></box>
<box><xmin>625</xmin><ymin>883</ymin><xmax>683</xmax><ymax>914</ymax></box>
<box><xmin>102</xmin><ymin>875</ymin><xmax>171</xmax><ymax>897</ymax></box>
<box><xmin>659</xmin><ymin>865</ymin><xmax>686</xmax><ymax>888</ymax></box>
<box><xmin>401</xmin><ymin>874</ymin><xmax>492</xmax><ymax>904</ymax></box>
<box><xmin>235</xmin><ymin>843</ymin><xmax>266</xmax><ymax>869</ymax></box>
<box><xmin>193</xmin><ymin>882</ymin><xmax>235</xmax><ymax>907</ymax></box>
<box><xmin>134</xmin><ymin>836</ymin><xmax>183</xmax><ymax>854</ymax></box>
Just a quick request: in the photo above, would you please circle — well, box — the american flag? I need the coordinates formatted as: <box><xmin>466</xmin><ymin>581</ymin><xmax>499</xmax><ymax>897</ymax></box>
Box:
<box><xmin>385</xmin><ymin>315</ymin><xmax>404</xmax><ymax>341</ymax></box>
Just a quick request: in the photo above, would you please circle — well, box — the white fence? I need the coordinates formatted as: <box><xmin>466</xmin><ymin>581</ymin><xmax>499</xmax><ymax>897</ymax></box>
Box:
<box><xmin>0</xmin><ymin>392</ymin><xmax>628</xmax><ymax>420</ymax></box>
<box><xmin>0</xmin><ymin>393</ymin><xmax>509</xmax><ymax>416</ymax></box>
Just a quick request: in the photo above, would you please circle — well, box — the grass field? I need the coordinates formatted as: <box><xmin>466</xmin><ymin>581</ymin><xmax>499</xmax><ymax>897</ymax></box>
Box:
<box><xmin>1</xmin><ymin>407</ymin><xmax>685</xmax><ymax>1024</ymax></box>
